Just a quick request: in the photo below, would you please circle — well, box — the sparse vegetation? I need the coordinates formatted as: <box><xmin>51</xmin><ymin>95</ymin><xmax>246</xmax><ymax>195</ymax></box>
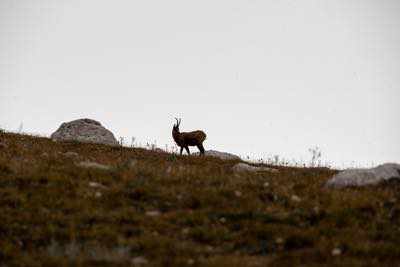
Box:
<box><xmin>1</xmin><ymin>132</ymin><xmax>399</xmax><ymax>266</ymax></box>
<box><xmin>309</xmin><ymin>146</ymin><xmax>322</xmax><ymax>167</ymax></box>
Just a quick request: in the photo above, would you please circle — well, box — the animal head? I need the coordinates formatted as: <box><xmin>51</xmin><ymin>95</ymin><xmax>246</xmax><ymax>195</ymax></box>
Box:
<box><xmin>173</xmin><ymin>118</ymin><xmax>181</xmax><ymax>132</ymax></box>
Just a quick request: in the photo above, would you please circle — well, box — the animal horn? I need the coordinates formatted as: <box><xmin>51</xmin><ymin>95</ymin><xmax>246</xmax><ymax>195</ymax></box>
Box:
<box><xmin>174</xmin><ymin>118</ymin><xmax>179</xmax><ymax>127</ymax></box>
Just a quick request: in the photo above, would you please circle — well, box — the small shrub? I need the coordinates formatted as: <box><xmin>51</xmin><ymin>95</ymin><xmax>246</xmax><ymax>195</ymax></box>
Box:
<box><xmin>166</xmin><ymin>154</ymin><xmax>177</xmax><ymax>162</ymax></box>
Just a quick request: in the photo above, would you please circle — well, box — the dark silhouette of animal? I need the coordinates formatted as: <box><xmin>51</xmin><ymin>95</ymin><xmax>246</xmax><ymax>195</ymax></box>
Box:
<box><xmin>172</xmin><ymin>118</ymin><xmax>206</xmax><ymax>155</ymax></box>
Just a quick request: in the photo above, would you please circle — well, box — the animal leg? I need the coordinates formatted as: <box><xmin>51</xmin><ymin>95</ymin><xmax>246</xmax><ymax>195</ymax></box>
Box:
<box><xmin>185</xmin><ymin>146</ymin><xmax>190</xmax><ymax>155</ymax></box>
<box><xmin>180</xmin><ymin>146</ymin><xmax>183</xmax><ymax>155</ymax></box>
<box><xmin>197</xmin><ymin>143</ymin><xmax>205</xmax><ymax>155</ymax></box>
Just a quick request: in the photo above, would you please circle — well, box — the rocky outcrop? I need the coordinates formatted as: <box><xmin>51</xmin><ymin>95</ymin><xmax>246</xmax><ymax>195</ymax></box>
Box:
<box><xmin>232</xmin><ymin>162</ymin><xmax>279</xmax><ymax>173</ymax></box>
<box><xmin>194</xmin><ymin>150</ymin><xmax>241</xmax><ymax>160</ymax></box>
<box><xmin>325</xmin><ymin>163</ymin><xmax>400</xmax><ymax>188</ymax></box>
<box><xmin>51</xmin><ymin>119</ymin><xmax>118</xmax><ymax>146</ymax></box>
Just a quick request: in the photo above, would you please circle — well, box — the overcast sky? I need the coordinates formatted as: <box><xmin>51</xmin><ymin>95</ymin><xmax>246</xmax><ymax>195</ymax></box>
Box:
<box><xmin>1</xmin><ymin>0</ymin><xmax>399</xmax><ymax>168</ymax></box>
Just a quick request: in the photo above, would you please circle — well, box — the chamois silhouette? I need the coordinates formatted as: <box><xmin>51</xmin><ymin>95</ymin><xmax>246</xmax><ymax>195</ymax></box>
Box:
<box><xmin>172</xmin><ymin>118</ymin><xmax>206</xmax><ymax>155</ymax></box>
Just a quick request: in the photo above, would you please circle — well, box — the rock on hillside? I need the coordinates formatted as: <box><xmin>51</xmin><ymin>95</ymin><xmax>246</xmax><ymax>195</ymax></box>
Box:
<box><xmin>194</xmin><ymin>150</ymin><xmax>240</xmax><ymax>160</ymax></box>
<box><xmin>51</xmin><ymin>119</ymin><xmax>118</xmax><ymax>146</ymax></box>
<box><xmin>233</xmin><ymin>162</ymin><xmax>279</xmax><ymax>173</ymax></box>
<box><xmin>326</xmin><ymin>163</ymin><xmax>400</xmax><ymax>188</ymax></box>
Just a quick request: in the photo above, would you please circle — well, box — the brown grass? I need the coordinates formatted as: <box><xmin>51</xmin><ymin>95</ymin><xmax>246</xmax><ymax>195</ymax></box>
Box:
<box><xmin>0</xmin><ymin>131</ymin><xmax>399</xmax><ymax>266</ymax></box>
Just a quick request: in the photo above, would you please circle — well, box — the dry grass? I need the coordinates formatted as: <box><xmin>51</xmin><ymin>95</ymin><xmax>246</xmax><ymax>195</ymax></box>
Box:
<box><xmin>0</xmin><ymin>131</ymin><xmax>399</xmax><ymax>266</ymax></box>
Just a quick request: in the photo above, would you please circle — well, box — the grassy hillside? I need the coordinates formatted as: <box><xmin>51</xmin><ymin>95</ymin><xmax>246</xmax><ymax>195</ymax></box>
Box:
<box><xmin>0</xmin><ymin>131</ymin><xmax>399</xmax><ymax>266</ymax></box>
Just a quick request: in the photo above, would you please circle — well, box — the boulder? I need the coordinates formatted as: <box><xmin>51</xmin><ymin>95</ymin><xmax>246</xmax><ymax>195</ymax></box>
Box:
<box><xmin>194</xmin><ymin>150</ymin><xmax>241</xmax><ymax>160</ymax></box>
<box><xmin>51</xmin><ymin>118</ymin><xmax>118</xmax><ymax>146</ymax></box>
<box><xmin>325</xmin><ymin>163</ymin><xmax>400</xmax><ymax>188</ymax></box>
<box><xmin>232</xmin><ymin>162</ymin><xmax>279</xmax><ymax>173</ymax></box>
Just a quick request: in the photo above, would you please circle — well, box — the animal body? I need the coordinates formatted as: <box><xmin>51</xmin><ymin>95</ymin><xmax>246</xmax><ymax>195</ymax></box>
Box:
<box><xmin>172</xmin><ymin>118</ymin><xmax>206</xmax><ymax>155</ymax></box>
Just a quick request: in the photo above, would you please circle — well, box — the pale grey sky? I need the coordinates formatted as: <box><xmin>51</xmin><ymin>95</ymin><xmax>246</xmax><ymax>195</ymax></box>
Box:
<box><xmin>1</xmin><ymin>0</ymin><xmax>399</xmax><ymax>167</ymax></box>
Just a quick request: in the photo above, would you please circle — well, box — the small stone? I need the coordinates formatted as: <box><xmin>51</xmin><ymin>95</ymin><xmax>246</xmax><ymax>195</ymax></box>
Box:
<box><xmin>131</xmin><ymin>256</ymin><xmax>148</xmax><ymax>265</ymax></box>
<box><xmin>78</xmin><ymin>161</ymin><xmax>111</xmax><ymax>170</ymax></box>
<box><xmin>219</xmin><ymin>217</ymin><xmax>226</xmax><ymax>223</ymax></box>
<box><xmin>41</xmin><ymin>152</ymin><xmax>49</xmax><ymax>158</ymax></box>
<box><xmin>187</xmin><ymin>259</ymin><xmax>195</xmax><ymax>265</ymax></box>
<box><xmin>94</xmin><ymin>192</ymin><xmax>102</xmax><ymax>198</ymax></box>
<box><xmin>291</xmin><ymin>195</ymin><xmax>301</xmax><ymax>202</ymax></box>
<box><xmin>275</xmin><ymin>237</ymin><xmax>284</xmax><ymax>245</ymax></box>
<box><xmin>269</xmin><ymin>168</ymin><xmax>279</xmax><ymax>174</ymax></box>
<box><xmin>182</xmin><ymin>228</ymin><xmax>190</xmax><ymax>235</ymax></box>
<box><xmin>146</xmin><ymin>210</ymin><xmax>161</xmax><ymax>217</ymax></box>
<box><xmin>89</xmin><ymin>182</ymin><xmax>107</xmax><ymax>189</ymax></box>
<box><xmin>263</xmin><ymin>182</ymin><xmax>270</xmax><ymax>187</ymax></box>
<box><xmin>234</xmin><ymin>191</ymin><xmax>242</xmax><ymax>197</ymax></box>
<box><xmin>313</xmin><ymin>206</ymin><xmax>320</xmax><ymax>214</ymax></box>
<box><xmin>332</xmin><ymin>248</ymin><xmax>342</xmax><ymax>256</ymax></box>
<box><xmin>63</xmin><ymin>151</ymin><xmax>79</xmax><ymax>158</ymax></box>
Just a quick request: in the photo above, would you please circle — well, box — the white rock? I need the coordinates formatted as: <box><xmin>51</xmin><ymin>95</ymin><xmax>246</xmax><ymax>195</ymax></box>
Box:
<box><xmin>313</xmin><ymin>206</ymin><xmax>320</xmax><ymax>214</ymax></box>
<box><xmin>205</xmin><ymin>245</ymin><xmax>214</xmax><ymax>252</ymax></box>
<box><xmin>234</xmin><ymin>190</ymin><xmax>242</xmax><ymax>197</ymax></box>
<box><xmin>94</xmin><ymin>192</ymin><xmax>102</xmax><ymax>198</ymax></box>
<box><xmin>326</xmin><ymin>163</ymin><xmax>400</xmax><ymax>188</ymax></box>
<box><xmin>89</xmin><ymin>182</ymin><xmax>107</xmax><ymax>189</ymax></box>
<box><xmin>187</xmin><ymin>259</ymin><xmax>195</xmax><ymax>265</ymax></box>
<box><xmin>219</xmin><ymin>217</ymin><xmax>227</xmax><ymax>223</ymax></box>
<box><xmin>291</xmin><ymin>195</ymin><xmax>301</xmax><ymax>202</ymax></box>
<box><xmin>51</xmin><ymin>118</ymin><xmax>118</xmax><ymax>146</ymax></box>
<box><xmin>194</xmin><ymin>150</ymin><xmax>241</xmax><ymax>160</ymax></box>
<box><xmin>78</xmin><ymin>161</ymin><xmax>111</xmax><ymax>170</ymax></box>
<box><xmin>63</xmin><ymin>151</ymin><xmax>79</xmax><ymax>158</ymax></box>
<box><xmin>145</xmin><ymin>210</ymin><xmax>161</xmax><ymax>217</ymax></box>
<box><xmin>233</xmin><ymin>163</ymin><xmax>279</xmax><ymax>173</ymax></box>
<box><xmin>263</xmin><ymin>182</ymin><xmax>270</xmax><ymax>187</ymax></box>
<box><xmin>332</xmin><ymin>248</ymin><xmax>342</xmax><ymax>256</ymax></box>
<box><xmin>131</xmin><ymin>256</ymin><xmax>148</xmax><ymax>265</ymax></box>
